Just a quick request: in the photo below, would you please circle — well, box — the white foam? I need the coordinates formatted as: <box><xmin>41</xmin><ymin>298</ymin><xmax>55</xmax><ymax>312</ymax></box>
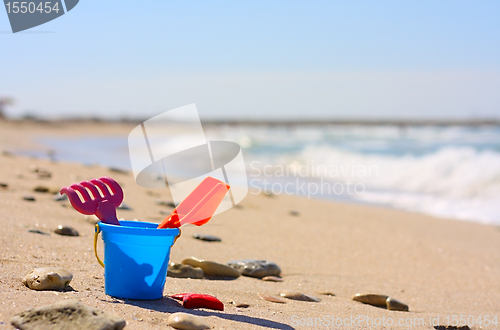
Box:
<box><xmin>205</xmin><ymin>125</ymin><xmax>500</xmax><ymax>224</ymax></box>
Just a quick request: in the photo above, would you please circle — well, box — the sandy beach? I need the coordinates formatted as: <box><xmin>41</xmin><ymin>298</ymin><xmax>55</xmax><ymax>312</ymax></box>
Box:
<box><xmin>1</xmin><ymin>120</ymin><xmax>499</xmax><ymax>330</ymax></box>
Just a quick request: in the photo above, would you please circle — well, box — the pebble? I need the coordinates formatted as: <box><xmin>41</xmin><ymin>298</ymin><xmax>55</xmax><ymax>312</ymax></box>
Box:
<box><xmin>53</xmin><ymin>193</ymin><xmax>68</xmax><ymax>201</ymax></box>
<box><xmin>229</xmin><ymin>301</ymin><xmax>250</xmax><ymax>308</ymax></box>
<box><xmin>54</xmin><ymin>225</ymin><xmax>79</xmax><ymax>236</ymax></box>
<box><xmin>33</xmin><ymin>186</ymin><xmax>49</xmax><ymax>193</ymax></box>
<box><xmin>167</xmin><ymin>263</ymin><xmax>204</xmax><ymax>279</ymax></box>
<box><xmin>108</xmin><ymin>167</ymin><xmax>129</xmax><ymax>174</ymax></box>
<box><xmin>23</xmin><ymin>196</ymin><xmax>35</xmax><ymax>202</ymax></box>
<box><xmin>280</xmin><ymin>291</ymin><xmax>320</xmax><ymax>302</ymax></box>
<box><xmin>262</xmin><ymin>276</ymin><xmax>283</xmax><ymax>282</ymax></box>
<box><xmin>37</xmin><ymin>169</ymin><xmax>52</xmax><ymax>178</ymax></box>
<box><xmin>0</xmin><ymin>182</ymin><xmax>8</xmax><ymax>189</ymax></box>
<box><xmin>10</xmin><ymin>300</ymin><xmax>125</xmax><ymax>330</ymax></box>
<box><xmin>289</xmin><ymin>210</ymin><xmax>300</xmax><ymax>216</ymax></box>
<box><xmin>146</xmin><ymin>191</ymin><xmax>161</xmax><ymax>197</ymax></box>
<box><xmin>227</xmin><ymin>259</ymin><xmax>281</xmax><ymax>278</ymax></box>
<box><xmin>167</xmin><ymin>312</ymin><xmax>210</xmax><ymax>330</ymax></box>
<box><xmin>182</xmin><ymin>257</ymin><xmax>240</xmax><ymax>278</ymax></box>
<box><xmin>27</xmin><ymin>229</ymin><xmax>50</xmax><ymax>235</ymax></box>
<box><xmin>30</xmin><ymin>167</ymin><xmax>52</xmax><ymax>179</ymax></box>
<box><xmin>435</xmin><ymin>326</ymin><xmax>471</xmax><ymax>330</ymax></box>
<box><xmin>37</xmin><ymin>186</ymin><xmax>60</xmax><ymax>194</ymax></box>
<box><xmin>386</xmin><ymin>297</ymin><xmax>409</xmax><ymax>311</ymax></box>
<box><xmin>156</xmin><ymin>200</ymin><xmax>176</xmax><ymax>208</ymax></box>
<box><xmin>352</xmin><ymin>293</ymin><xmax>388</xmax><ymax>307</ymax></box>
<box><xmin>318</xmin><ymin>291</ymin><xmax>336</xmax><ymax>296</ymax></box>
<box><xmin>117</xmin><ymin>202</ymin><xmax>132</xmax><ymax>210</ymax></box>
<box><xmin>193</xmin><ymin>234</ymin><xmax>221</xmax><ymax>242</ymax></box>
<box><xmin>22</xmin><ymin>267</ymin><xmax>73</xmax><ymax>290</ymax></box>
<box><xmin>258</xmin><ymin>293</ymin><xmax>286</xmax><ymax>304</ymax></box>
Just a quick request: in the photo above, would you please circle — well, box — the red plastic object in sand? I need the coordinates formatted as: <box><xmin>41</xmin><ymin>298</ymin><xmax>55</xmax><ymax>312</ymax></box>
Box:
<box><xmin>60</xmin><ymin>176</ymin><xmax>123</xmax><ymax>226</ymax></box>
<box><xmin>171</xmin><ymin>293</ymin><xmax>224</xmax><ymax>311</ymax></box>
<box><xmin>157</xmin><ymin>176</ymin><xmax>230</xmax><ymax>229</ymax></box>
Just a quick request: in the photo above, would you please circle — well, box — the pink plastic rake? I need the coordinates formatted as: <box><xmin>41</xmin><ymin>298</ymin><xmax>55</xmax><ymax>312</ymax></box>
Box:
<box><xmin>60</xmin><ymin>176</ymin><xmax>123</xmax><ymax>226</ymax></box>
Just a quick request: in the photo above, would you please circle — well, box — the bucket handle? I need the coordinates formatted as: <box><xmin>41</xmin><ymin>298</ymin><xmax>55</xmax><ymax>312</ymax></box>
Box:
<box><xmin>94</xmin><ymin>224</ymin><xmax>105</xmax><ymax>268</ymax></box>
<box><xmin>93</xmin><ymin>223</ymin><xmax>182</xmax><ymax>268</ymax></box>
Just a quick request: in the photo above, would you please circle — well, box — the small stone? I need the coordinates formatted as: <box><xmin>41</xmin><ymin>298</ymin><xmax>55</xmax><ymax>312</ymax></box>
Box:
<box><xmin>258</xmin><ymin>293</ymin><xmax>286</xmax><ymax>304</ymax></box>
<box><xmin>22</xmin><ymin>267</ymin><xmax>73</xmax><ymax>290</ymax></box>
<box><xmin>32</xmin><ymin>167</ymin><xmax>52</xmax><ymax>179</ymax></box>
<box><xmin>167</xmin><ymin>312</ymin><xmax>210</xmax><ymax>330</ymax></box>
<box><xmin>262</xmin><ymin>276</ymin><xmax>283</xmax><ymax>282</ymax></box>
<box><xmin>156</xmin><ymin>200</ymin><xmax>176</xmax><ymax>207</ymax></box>
<box><xmin>132</xmin><ymin>313</ymin><xmax>143</xmax><ymax>321</ymax></box>
<box><xmin>10</xmin><ymin>300</ymin><xmax>125</xmax><ymax>330</ymax></box>
<box><xmin>262</xmin><ymin>191</ymin><xmax>274</xmax><ymax>197</ymax></box>
<box><xmin>146</xmin><ymin>191</ymin><xmax>161</xmax><ymax>197</ymax></box>
<box><xmin>318</xmin><ymin>291</ymin><xmax>335</xmax><ymax>296</ymax></box>
<box><xmin>352</xmin><ymin>293</ymin><xmax>388</xmax><ymax>307</ymax></box>
<box><xmin>386</xmin><ymin>297</ymin><xmax>409</xmax><ymax>311</ymax></box>
<box><xmin>434</xmin><ymin>326</ymin><xmax>471</xmax><ymax>330</ymax></box>
<box><xmin>33</xmin><ymin>186</ymin><xmax>49</xmax><ymax>193</ymax></box>
<box><xmin>0</xmin><ymin>182</ymin><xmax>8</xmax><ymax>189</ymax></box>
<box><xmin>117</xmin><ymin>202</ymin><xmax>132</xmax><ymax>210</ymax></box>
<box><xmin>54</xmin><ymin>225</ymin><xmax>79</xmax><ymax>236</ymax></box>
<box><xmin>182</xmin><ymin>257</ymin><xmax>240</xmax><ymax>278</ymax></box>
<box><xmin>27</xmin><ymin>229</ymin><xmax>50</xmax><ymax>235</ymax></box>
<box><xmin>53</xmin><ymin>193</ymin><xmax>68</xmax><ymax>201</ymax></box>
<box><xmin>289</xmin><ymin>210</ymin><xmax>300</xmax><ymax>216</ymax></box>
<box><xmin>23</xmin><ymin>196</ymin><xmax>35</xmax><ymax>202</ymax></box>
<box><xmin>227</xmin><ymin>259</ymin><xmax>281</xmax><ymax>278</ymax></box>
<box><xmin>167</xmin><ymin>263</ymin><xmax>204</xmax><ymax>279</ymax></box>
<box><xmin>193</xmin><ymin>234</ymin><xmax>221</xmax><ymax>242</ymax></box>
<box><xmin>230</xmin><ymin>301</ymin><xmax>250</xmax><ymax>308</ymax></box>
<box><xmin>280</xmin><ymin>291</ymin><xmax>320</xmax><ymax>302</ymax></box>
<box><xmin>108</xmin><ymin>167</ymin><xmax>128</xmax><ymax>174</ymax></box>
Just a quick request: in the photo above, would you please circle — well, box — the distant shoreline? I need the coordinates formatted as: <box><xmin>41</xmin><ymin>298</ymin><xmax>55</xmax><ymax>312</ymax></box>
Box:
<box><xmin>3</xmin><ymin>117</ymin><xmax>500</xmax><ymax>127</ymax></box>
<box><xmin>201</xmin><ymin>118</ymin><xmax>500</xmax><ymax>127</ymax></box>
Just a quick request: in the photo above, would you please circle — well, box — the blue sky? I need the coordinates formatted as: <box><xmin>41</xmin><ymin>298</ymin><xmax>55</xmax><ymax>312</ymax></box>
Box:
<box><xmin>1</xmin><ymin>1</ymin><xmax>499</xmax><ymax>119</ymax></box>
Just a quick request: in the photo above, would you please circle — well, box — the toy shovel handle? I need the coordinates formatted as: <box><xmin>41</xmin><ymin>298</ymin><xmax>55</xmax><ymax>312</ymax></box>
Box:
<box><xmin>158</xmin><ymin>180</ymin><xmax>229</xmax><ymax>229</ymax></box>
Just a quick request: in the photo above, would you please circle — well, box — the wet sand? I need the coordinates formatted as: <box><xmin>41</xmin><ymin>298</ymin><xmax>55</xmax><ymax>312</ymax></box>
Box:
<box><xmin>0</xmin><ymin>120</ymin><xmax>499</xmax><ymax>329</ymax></box>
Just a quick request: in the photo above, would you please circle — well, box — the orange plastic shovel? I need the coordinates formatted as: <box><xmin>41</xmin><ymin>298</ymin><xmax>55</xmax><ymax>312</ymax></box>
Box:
<box><xmin>157</xmin><ymin>176</ymin><xmax>230</xmax><ymax>229</ymax></box>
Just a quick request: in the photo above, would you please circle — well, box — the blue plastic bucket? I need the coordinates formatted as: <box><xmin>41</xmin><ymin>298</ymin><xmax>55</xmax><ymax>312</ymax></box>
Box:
<box><xmin>94</xmin><ymin>221</ymin><xmax>180</xmax><ymax>300</ymax></box>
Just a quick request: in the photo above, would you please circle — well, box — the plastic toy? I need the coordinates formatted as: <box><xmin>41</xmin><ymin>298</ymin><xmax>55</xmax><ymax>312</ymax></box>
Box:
<box><xmin>60</xmin><ymin>176</ymin><xmax>123</xmax><ymax>225</ymax></box>
<box><xmin>158</xmin><ymin>176</ymin><xmax>230</xmax><ymax>229</ymax></box>
<box><xmin>95</xmin><ymin>220</ymin><xmax>179</xmax><ymax>299</ymax></box>
<box><xmin>171</xmin><ymin>293</ymin><xmax>224</xmax><ymax>311</ymax></box>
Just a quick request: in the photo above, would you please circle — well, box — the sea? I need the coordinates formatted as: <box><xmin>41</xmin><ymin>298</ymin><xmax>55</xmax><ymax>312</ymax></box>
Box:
<box><xmin>29</xmin><ymin>124</ymin><xmax>500</xmax><ymax>225</ymax></box>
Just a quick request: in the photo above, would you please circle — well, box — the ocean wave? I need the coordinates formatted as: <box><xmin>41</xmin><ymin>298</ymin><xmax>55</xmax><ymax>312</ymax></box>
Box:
<box><xmin>247</xmin><ymin>144</ymin><xmax>500</xmax><ymax>224</ymax></box>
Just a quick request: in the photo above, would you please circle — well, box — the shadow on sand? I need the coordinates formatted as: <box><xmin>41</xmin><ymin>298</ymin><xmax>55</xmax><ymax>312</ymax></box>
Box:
<box><xmin>120</xmin><ymin>297</ymin><xmax>295</xmax><ymax>330</ymax></box>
